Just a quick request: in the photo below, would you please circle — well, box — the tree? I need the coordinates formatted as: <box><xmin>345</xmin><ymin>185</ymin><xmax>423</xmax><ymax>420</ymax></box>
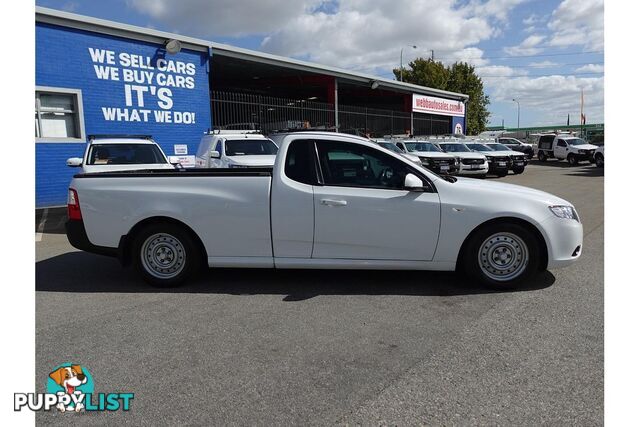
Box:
<box><xmin>393</xmin><ymin>59</ymin><xmax>490</xmax><ymax>135</ymax></box>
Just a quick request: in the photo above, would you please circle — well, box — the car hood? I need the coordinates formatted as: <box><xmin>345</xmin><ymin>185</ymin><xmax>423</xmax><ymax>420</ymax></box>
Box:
<box><xmin>82</xmin><ymin>163</ymin><xmax>175</xmax><ymax>173</ymax></box>
<box><xmin>228</xmin><ymin>155</ymin><xmax>277</xmax><ymax>166</ymax></box>
<box><xmin>572</xmin><ymin>144</ymin><xmax>599</xmax><ymax>150</ymax></box>
<box><xmin>450</xmin><ymin>177</ymin><xmax>571</xmax><ymax>206</ymax></box>
<box><xmin>450</xmin><ymin>152</ymin><xmax>486</xmax><ymax>160</ymax></box>
<box><xmin>487</xmin><ymin>150</ymin><xmax>522</xmax><ymax>157</ymax></box>
<box><xmin>412</xmin><ymin>151</ymin><xmax>455</xmax><ymax>159</ymax></box>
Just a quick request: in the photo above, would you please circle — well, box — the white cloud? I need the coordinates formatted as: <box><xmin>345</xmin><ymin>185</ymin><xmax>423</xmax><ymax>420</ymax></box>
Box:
<box><xmin>128</xmin><ymin>0</ymin><xmax>524</xmax><ymax>73</ymax></box>
<box><xmin>504</xmin><ymin>34</ymin><xmax>546</xmax><ymax>56</ymax></box>
<box><xmin>528</xmin><ymin>60</ymin><xmax>558</xmax><ymax>68</ymax></box>
<box><xmin>490</xmin><ymin>75</ymin><xmax>604</xmax><ymax>123</ymax></box>
<box><xmin>576</xmin><ymin>63</ymin><xmax>605</xmax><ymax>73</ymax></box>
<box><xmin>477</xmin><ymin>65</ymin><xmax>528</xmax><ymax>78</ymax></box>
<box><xmin>127</xmin><ymin>0</ymin><xmax>323</xmax><ymax>37</ymax></box>
<box><xmin>547</xmin><ymin>0</ymin><xmax>604</xmax><ymax>50</ymax></box>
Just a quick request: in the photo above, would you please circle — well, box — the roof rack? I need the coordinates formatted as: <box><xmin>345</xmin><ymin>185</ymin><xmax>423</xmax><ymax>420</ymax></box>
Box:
<box><xmin>88</xmin><ymin>134</ymin><xmax>153</xmax><ymax>140</ymax></box>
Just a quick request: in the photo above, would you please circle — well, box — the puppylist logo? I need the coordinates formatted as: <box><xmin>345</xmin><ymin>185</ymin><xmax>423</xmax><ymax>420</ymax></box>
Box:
<box><xmin>14</xmin><ymin>363</ymin><xmax>134</xmax><ymax>413</ymax></box>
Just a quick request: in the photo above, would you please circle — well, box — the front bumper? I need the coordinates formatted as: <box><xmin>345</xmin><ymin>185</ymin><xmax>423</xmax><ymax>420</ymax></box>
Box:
<box><xmin>541</xmin><ymin>215</ymin><xmax>583</xmax><ymax>269</ymax></box>
<box><xmin>458</xmin><ymin>164</ymin><xmax>489</xmax><ymax>175</ymax></box>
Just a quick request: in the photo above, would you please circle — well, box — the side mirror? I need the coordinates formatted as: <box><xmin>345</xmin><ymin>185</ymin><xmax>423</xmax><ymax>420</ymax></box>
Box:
<box><xmin>404</xmin><ymin>173</ymin><xmax>424</xmax><ymax>191</ymax></box>
<box><xmin>168</xmin><ymin>155</ymin><xmax>181</xmax><ymax>165</ymax></box>
<box><xmin>210</xmin><ymin>150</ymin><xmax>221</xmax><ymax>159</ymax></box>
<box><xmin>66</xmin><ymin>157</ymin><xmax>83</xmax><ymax>167</ymax></box>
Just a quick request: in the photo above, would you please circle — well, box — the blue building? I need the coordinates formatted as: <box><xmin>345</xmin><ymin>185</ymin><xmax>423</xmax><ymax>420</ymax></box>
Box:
<box><xmin>36</xmin><ymin>7</ymin><xmax>468</xmax><ymax>207</ymax></box>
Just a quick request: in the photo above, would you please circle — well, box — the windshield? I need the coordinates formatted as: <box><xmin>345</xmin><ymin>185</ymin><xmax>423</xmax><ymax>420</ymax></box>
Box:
<box><xmin>405</xmin><ymin>142</ymin><xmax>442</xmax><ymax>152</ymax></box>
<box><xmin>566</xmin><ymin>138</ymin><xmax>587</xmax><ymax>146</ymax></box>
<box><xmin>466</xmin><ymin>143</ymin><xmax>493</xmax><ymax>152</ymax></box>
<box><xmin>488</xmin><ymin>143</ymin><xmax>511</xmax><ymax>151</ymax></box>
<box><xmin>439</xmin><ymin>143</ymin><xmax>471</xmax><ymax>153</ymax></box>
<box><xmin>225</xmin><ymin>139</ymin><xmax>278</xmax><ymax>156</ymax></box>
<box><xmin>378</xmin><ymin>142</ymin><xmax>403</xmax><ymax>153</ymax></box>
<box><xmin>87</xmin><ymin>144</ymin><xmax>166</xmax><ymax>165</ymax></box>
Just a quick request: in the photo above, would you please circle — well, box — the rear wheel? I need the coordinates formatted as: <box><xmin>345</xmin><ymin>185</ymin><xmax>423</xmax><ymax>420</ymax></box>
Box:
<box><xmin>132</xmin><ymin>223</ymin><xmax>201</xmax><ymax>287</ymax></box>
<box><xmin>567</xmin><ymin>154</ymin><xmax>578</xmax><ymax>166</ymax></box>
<box><xmin>463</xmin><ymin>223</ymin><xmax>540</xmax><ymax>289</ymax></box>
<box><xmin>537</xmin><ymin>151</ymin><xmax>547</xmax><ymax>161</ymax></box>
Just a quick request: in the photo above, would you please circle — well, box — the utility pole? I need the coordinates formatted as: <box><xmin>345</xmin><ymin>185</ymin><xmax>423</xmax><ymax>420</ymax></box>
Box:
<box><xmin>512</xmin><ymin>98</ymin><xmax>520</xmax><ymax>130</ymax></box>
<box><xmin>431</xmin><ymin>50</ymin><xmax>434</xmax><ymax>61</ymax></box>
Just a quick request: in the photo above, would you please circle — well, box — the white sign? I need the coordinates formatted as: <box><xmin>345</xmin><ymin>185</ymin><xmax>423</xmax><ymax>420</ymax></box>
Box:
<box><xmin>174</xmin><ymin>155</ymin><xmax>196</xmax><ymax>168</ymax></box>
<box><xmin>413</xmin><ymin>94</ymin><xmax>465</xmax><ymax>117</ymax></box>
<box><xmin>174</xmin><ymin>144</ymin><xmax>188</xmax><ymax>155</ymax></box>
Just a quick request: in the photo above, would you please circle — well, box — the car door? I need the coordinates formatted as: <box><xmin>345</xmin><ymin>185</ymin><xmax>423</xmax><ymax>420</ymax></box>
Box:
<box><xmin>312</xmin><ymin>139</ymin><xmax>441</xmax><ymax>261</ymax></box>
<box><xmin>555</xmin><ymin>139</ymin><xmax>568</xmax><ymax>159</ymax></box>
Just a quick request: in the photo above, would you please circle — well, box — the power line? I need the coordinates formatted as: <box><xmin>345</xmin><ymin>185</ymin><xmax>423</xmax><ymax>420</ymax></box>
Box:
<box><xmin>504</xmin><ymin>61</ymin><xmax>604</xmax><ymax>68</ymax></box>
<box><xmin>433</xmin><ymin>50</ymin><xmax>604</xmax><ymax>61</ymax></box>
<box><xmin>480</xmin><ymin>71</ymin><xmax>604</xmax><ymax>78</ymax></box>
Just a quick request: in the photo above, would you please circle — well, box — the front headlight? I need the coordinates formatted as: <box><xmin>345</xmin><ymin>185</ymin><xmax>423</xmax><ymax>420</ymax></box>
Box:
<box><xmin>549</xmin><ymin>205</ymin><xmax>580</xmax><ymax>222</ymax></box>
<box><xmin>578</xmin><ymin>149</ymin><xmax>586</xmax><ymax>154</ymax></box>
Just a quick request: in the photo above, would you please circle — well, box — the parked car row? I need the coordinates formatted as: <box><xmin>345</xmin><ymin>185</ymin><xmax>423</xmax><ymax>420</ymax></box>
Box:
<box><xmin>373</xmin><ymin>137</ymin><xmax>528</xmax><ymax>179</ymax></box>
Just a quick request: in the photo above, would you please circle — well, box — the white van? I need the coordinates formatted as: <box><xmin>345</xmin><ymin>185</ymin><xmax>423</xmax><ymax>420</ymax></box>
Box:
<box><xmin>195</xmin><ymin>131</ymin><xmax>279</xmax><ymax>168</ymax></box>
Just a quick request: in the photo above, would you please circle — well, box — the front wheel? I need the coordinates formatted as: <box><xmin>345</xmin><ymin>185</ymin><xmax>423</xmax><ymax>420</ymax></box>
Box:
<box><xmin>595</xmin><ymin>153</ymin><xmax>604</xmax><ymax>168</ymax></box>
<box><xmin>463</xmin><ymin>223</ymin><xmax>540</xmax><ymax>289</ymax></box>
<box><xmin>132</xmin><ymin>223</ymin><xmax>202</xmax><ymax>287</ymax></box>
<box><xmin>537</xmin><ymin>151</ymin><xmax>547</xmax><ymax>161</ymax></box>
<box><xmin>513</xmin><ymin>167</ymin><xmax>525</xmax><ymax>175</ymax></box>
<box><xmin>567</xmin><ymin>154</ymin><xmax>578</xmax><ymax>166</ymax></box>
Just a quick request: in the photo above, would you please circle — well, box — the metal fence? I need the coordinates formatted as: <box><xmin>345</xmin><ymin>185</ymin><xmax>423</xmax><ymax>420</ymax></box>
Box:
<box><xmin>212</xmin><ymin>91</ymin><xmax>445</xmax><ymax>137</ymax></box>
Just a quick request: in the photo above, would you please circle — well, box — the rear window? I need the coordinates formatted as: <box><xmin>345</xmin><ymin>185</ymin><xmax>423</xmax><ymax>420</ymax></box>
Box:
<box><xmin>225</xmin><ymin>139</ymin><xmax>278</xmax><ymax>156</ymax></box>
<box><xmin>87</xmin><ymin>144</ymin><xmax>166</xmax><ymax>165</ymax></box>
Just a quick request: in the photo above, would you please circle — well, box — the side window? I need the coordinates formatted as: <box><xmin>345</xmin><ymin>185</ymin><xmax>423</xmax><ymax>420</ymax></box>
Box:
<box><xmin>557</xmin><ymin>139</ymin><xmax>567</xmax><ymax>147</ymax></box>
<box><xmin>395</xmin><ymin>142</ymin><xmax>405</xmax><ymax>152</ymax></box>
<box><xmin>284</xmin><ymin>140</ymin><xmax>316</xmax><ymax>185</ymax></box>
<box><xmin>316</xmin><ymin>140</ymin><xmax>418</xmax><ymax>190</ymax></box>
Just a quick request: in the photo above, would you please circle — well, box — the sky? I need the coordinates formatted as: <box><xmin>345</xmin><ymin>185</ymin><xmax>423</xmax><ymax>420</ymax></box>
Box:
<box><xmin>36</xmin><ymin>0</ymin><xmax>604</xmax><ymax>128</ymax></box>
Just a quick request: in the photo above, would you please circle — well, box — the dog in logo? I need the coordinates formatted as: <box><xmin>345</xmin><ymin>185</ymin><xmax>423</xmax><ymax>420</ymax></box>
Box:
<box><xmin>48</xmin><ymin>365</ymin><xmax>87</xmax><ymax>412</ymax></box>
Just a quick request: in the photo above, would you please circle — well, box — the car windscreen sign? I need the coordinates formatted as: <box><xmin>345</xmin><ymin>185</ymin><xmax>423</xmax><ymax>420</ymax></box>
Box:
<box><xmin>412</xmin><ymin>94</ymin><xmax>465</xmax><ymax>117</ymax></box>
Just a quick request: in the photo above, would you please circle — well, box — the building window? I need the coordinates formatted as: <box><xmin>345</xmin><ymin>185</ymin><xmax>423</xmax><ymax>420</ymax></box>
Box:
<box><xmin>35</xmin><ymin>87</ymin><xmax>85</xmax><ymax>142</ymax></box>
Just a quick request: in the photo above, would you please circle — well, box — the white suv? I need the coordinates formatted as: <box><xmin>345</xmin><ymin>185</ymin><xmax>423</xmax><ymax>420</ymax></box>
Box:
<box><xmin>195</xmin><ymin>131</ymin><xmax>278</xmax><ymax>168</ymax></box>
<box><xmin>66</xmin><ymin>135</ymin><xmax>176</xmax><ymax>173</ymax></box>
<box><xmin>435</xmin><ymin>141</ymin><xmax>489</xmax><ymax>177</ymax></box>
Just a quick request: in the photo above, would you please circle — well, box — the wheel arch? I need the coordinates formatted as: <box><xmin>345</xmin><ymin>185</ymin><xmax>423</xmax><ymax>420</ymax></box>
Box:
<box><xmin>119</xmin><ymin>216</ymin><xmax>207</xmax><ymax>268</ymax></box>
<box><xmin>455</xmin><ymin>216</ymin><xmax>549</xmax><ymax>272</ymax></box>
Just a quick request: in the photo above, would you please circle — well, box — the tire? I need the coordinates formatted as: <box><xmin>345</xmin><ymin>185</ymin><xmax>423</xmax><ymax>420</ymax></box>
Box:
<box><xmin>513</xmin><ymin>167</ymin><xmax>525</xmax><ymax>175</ymax></box>
<box><xmin>595</xmin><ymin>153</ymin><xmax>604</xmax><ymax>168</ymax></box>
<box><xmin>132</xmin><ymin>222</ymin><xmax>202</xmax><ymax>287</ymax></box>
<box><xmin>463</xmin><ymin>222</ymin><xmax>540</xmax><ymax>289</ymax></box>
<box><xmin>537</xmin><ymin>151</ymin><xmax>547</xmax><ymax>161</ymax></box>
<box><xmin>497</xmin><ymin>170</ymin><xmax>508</xmax><ymax>177</ymax></box>
<box><xmin>567</xmin><ymin>154</ymin><xmax>578</xmax><ymax>166</ymax></box>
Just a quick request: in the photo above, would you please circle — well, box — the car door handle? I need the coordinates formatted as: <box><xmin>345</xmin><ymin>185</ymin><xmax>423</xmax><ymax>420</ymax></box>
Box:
<box><xmin>321</xmin><ymin>199</ymin><xmax>348</xmax><ymax>206</ymax></box>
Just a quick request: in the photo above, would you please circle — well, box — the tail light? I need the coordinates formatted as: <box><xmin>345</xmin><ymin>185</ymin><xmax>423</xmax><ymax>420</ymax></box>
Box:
<box><xmin>67</xmin><ymin>188</ymin><xmax>82</xmax><ymax>220</ymax></box>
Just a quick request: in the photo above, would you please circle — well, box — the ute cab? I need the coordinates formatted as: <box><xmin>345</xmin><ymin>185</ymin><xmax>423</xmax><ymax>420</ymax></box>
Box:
<box><xmin>66</xmin><ymin>135</ymin><xmax>176</xmax><ymax>174</ymax></box>
<box><xmin>195</xmin><ymin>130</ymin><xmax>279</xmax><ymax>168</ymax></box>
<box><xmin>537</xmin><ymin>134</ymin><xmax>598</xmax><ymax>165</ymax></box>
<box><xmin>394</xmin><ymin>140</ymin><xmax>459</xmax><ymax>175</ymax></box>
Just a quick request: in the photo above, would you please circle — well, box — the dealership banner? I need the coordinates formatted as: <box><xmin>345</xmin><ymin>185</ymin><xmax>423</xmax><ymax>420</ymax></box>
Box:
<box><xmin>412</xmin><ymin>94</ymin><xmax>465</xmax><ymax>117</ymax></box>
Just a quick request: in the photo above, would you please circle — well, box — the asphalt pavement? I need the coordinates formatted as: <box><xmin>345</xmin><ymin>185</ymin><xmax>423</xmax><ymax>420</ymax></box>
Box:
<box><xmin>35</xmin><ymin>160</ymin><xmax>604</xmax><ymax>425</ymax></box>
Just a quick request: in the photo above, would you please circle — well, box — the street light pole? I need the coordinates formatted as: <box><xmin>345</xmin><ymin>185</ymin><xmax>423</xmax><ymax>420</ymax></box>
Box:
<box><xmin>512</xmin><ymin>98</ymin><xmax>520</xmax><ymax>129</ymax></box>
<box><xmin>400</xmin><ymin>45</ymin><xmax>417</xmax><ymax>82</ymax></box>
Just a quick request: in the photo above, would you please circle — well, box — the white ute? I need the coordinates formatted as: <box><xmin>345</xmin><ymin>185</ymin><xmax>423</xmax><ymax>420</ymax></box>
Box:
<box><xmin>536</xmin><ymin>134</ymin><xmax>598</xmax><ymax>165</ymax></box>
<box><xmin>66</xmin><ymin>132</ymin><xmax>583</xmax><ymax>289</ymax></box>
<box><xmin>195</xmin><ymin>130</ymin><xmax>278</xmax><ymax>168</ymax></box>
<box><xmin>66</xmin><ymin>135</ymin><xmax>176</xmax><ymax>173</ymax></box>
